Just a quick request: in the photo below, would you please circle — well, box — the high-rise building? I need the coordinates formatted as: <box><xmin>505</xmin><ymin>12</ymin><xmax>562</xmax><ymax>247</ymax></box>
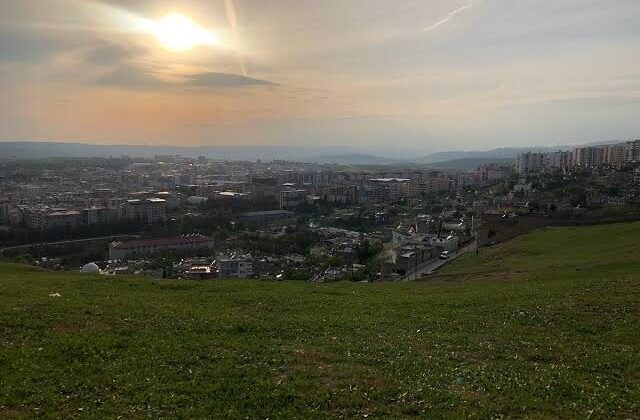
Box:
<box><xmin>418</xmin><ymin>177</ymin><xmax>451</xmax><ymax>195</ymax></box>
<box><xmin>122</xmin><ymin>198</ymin><xmax>167</xmax><ymax>224</ymax></box>
<box><xmin>251</xmin><ymin>177</ymin><xmax>279</xmax><ymax>199</ymax></box>
<box><xmin>326</xmin><ymin>185</ymin><xmax>358</xmax><ymax>204</ymax></box>
<box><xmin>367</xmin><ymin>178</ymin><xmax>412</xmax><ymax>202</ymax></box>
<box><xmin>625</xmin><ymin>140</ymin><xmax>640</xmax><ymax>162</ymax></box>
<box><xmin>544</xmin><ymin>151</ymin><xmax>573</xmax><ymax>171</ymax></box>
<box><xmin>574</xmin><ymin>146</ymin><xmax>604</xmax><ymax>167</ymax></box>
<box><xmin>280</xmin><ymin>188</ymin><xmax>307</xmax><ymax>209</ymax></box>
<box><xmin>602</xmin><ymin>144</ymin><xmax>626</xmax><ymax>164</ymax></box>
<box><xmin>516</xmin><ymin>152</ymin><xmax>544</xmax><ymax>174</ymax></box>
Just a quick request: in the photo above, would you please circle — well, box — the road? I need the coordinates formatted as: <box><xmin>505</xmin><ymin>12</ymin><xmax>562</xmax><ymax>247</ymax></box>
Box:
<box><xmin>0</xmin><ymin>234</ymin><xmax>141</xmax><ymax>255</ymax></box>
<box><xmin>402</xmin><ymin>242</ymin><xmax>477</xmax><ymax>280</ymax></box>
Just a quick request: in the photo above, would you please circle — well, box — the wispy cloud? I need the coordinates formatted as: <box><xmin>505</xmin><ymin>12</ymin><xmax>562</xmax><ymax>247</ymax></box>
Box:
<box><xmin>93</xmin><ymin>62</ymin><xmax>276</xmax><ymax>90</ymax></box>
<box><xmin>186</xmin><ymin>72</ymin><xmax>276</xmax><ymax>88</ymax></box>
<box><xmin>424</xmin><ymin>0</ymin><xmax>482</xmax><ymax>33</ymax></box>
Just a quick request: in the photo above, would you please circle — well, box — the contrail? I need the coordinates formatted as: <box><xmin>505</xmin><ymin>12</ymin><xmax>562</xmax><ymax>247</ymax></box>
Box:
<box><xmin>424</xmin><ymin>0</ymin><xmax>482</xmax><ymax>33</ymax></box>
<box><xmin>224</xmin><ymin>0</ymin><xmax>247</xmax><ymax>76</ymax></box>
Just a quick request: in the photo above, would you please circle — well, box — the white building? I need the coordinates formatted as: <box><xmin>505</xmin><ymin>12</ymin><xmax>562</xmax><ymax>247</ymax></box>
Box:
<box><xmin>217</xmin><ymin>254</ymin><xmax>253</xmax><ymax>278</ymax></box>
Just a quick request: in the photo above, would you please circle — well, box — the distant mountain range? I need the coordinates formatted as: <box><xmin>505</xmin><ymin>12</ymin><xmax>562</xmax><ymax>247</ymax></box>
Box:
<box><xmin>0</xmin><ymin>139</ymin><xmax>628</xmax><ymax>169</ymax></box>
<box><xmin>0</xmin><ymin>142</ymin><xmax>363</xmax><ymax>162</ymax></box>
<box><xmin>417</xmin><ymin>147</ymin><xmax>554</xmax><ymax>164</ymax></box>
<box><xmin>423</xmin><ymin>158</ymin><xmax>516</xmax><ymax>171</ymax></box>
<box><xmin>301</xmin><ymin>154</ymin><xmax>406</xmax><ymax>165</ymax></box>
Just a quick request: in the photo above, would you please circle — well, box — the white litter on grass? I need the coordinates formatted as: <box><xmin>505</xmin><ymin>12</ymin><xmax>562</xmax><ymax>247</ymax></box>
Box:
<box><xmin>49</xmin><ymin>292</ymin><xmax>61</xmax><ymax>298</ymax></box>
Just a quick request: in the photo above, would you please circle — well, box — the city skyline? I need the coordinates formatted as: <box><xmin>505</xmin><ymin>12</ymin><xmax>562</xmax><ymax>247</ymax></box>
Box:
<box><xmin>2</xmin><ymin>0</ymin><xmax>640</xmax><ymax>151</ymax></box>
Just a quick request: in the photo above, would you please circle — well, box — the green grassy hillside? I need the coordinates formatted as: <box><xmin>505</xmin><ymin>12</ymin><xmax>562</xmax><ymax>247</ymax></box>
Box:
<box><xmin>1</xmin><ymin>223</ymin><xmax>639</xmax><ymax>418</ymax></box>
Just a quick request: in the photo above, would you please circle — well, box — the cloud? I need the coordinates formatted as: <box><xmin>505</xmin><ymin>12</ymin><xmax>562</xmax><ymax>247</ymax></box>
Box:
<box><xmin>424</xmin><ymin>0</ymin><xmax>482</xmax><ymax>33</ymax></box>
<box><xmin>93</xmin><ymin>63</ymin><xmax>276</xmax><ymax>90</ymax></box>
<box><xmin>0</xmin><ymin>26</ymin><xmax>70</xmax><ymax>62</ymax></box>
<box><xmin>83</xmin><ymin>41</ymin><xmax>147</xmax><ymax>65</ymax></box>
<box><xmin>186</xmin><ymin>72</ymin><xmax>276</xmax><ymax>88</ymax></box>
<box><xmin>93</xmin><ymin>63</ymin><xmax>162</xmax><ymax>88</ymax></box>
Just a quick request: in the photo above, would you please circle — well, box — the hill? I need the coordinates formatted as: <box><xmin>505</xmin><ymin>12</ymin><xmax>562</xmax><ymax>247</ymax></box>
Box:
<box><xmin>0</xmin><ymin>140</ymin><xmax>627</xmax><ymax>166</ymax></box>
<box><xmin>1</xmin><ymin>223</ymin><xmax>639</xmax><ymax>418</ymax></box>
<box><xmin>423</xmin><ymin>157</ymin><xmax>514</xmax><ymax>171</ymax></box>
<box><xmin>300</xmin><ymin>154</ymin><xmax>407</xmax><ymax>165</ymax></box>
<box><xmin>418</xmin><ymin>147</ymin><xmax>553</xmax><ymax>163</ymax></box>
<box><xmin>417</xmin><ymin>139</ymin><xmax>628</xmax><ymax>166</ymax></box>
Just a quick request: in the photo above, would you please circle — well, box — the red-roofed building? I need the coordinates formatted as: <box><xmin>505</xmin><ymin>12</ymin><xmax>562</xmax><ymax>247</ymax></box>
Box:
<box><xmin>109</xmin><ymin>234</ymin><xmax>214</xmax><ymax>260</ymax></box>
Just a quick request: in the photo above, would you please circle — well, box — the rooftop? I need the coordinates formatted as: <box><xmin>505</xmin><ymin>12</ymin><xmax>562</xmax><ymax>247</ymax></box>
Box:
<box><xmin>49</xmin><ymin>211</ymin><xmax>81</xmax><ymax>217</ymax></box>
<box><xmin>238</xmin><ymin>210</ymin><xmax>292</xmax><ymax>217</ymax></box>
<box><xmin>370</xmin><ymin>178</ymin><xmax>411</xmax><ymax>182</ymax></box>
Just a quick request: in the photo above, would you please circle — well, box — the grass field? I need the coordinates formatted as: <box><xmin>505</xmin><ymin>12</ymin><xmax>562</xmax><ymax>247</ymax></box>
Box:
<box><xmin>1</xmin><ymin>223</ymin><xmax>639</xmax><ymax>418</ymax></box>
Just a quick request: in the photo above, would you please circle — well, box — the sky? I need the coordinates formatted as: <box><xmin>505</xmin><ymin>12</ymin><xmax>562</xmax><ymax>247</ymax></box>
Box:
<box><xmin>1</xmin><ymin>0</ymin><xmax>640</xmax><ymax>155</ymax></box>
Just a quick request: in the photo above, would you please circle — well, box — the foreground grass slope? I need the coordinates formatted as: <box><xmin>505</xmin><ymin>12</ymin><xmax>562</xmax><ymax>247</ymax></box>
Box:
<box><xmin>1</xmin><ymin>223</ymin><xmax>639</xmax><ymax>418</ymax></box>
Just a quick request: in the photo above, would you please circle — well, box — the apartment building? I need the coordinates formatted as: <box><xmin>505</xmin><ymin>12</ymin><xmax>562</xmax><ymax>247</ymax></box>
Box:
<box><xmin>280</xmin><ymin>188</ymin><xmax>307</xmax><ymax>209</ymax></box>
<box><xmin>626</xmin><ymin>140</ymin><xmax>640</xmax><ymax>162</ymax></box>
<box><xmin>545</xmin><ymin>151</ymin><xmax>573</xmax><ymax>171</ymax></box>
<box><xmin>367</xmin><ymin>178</ymin><xmax>412</xmax><ymax>203</ymax></box>
<box><xmin>602</xmin><ymin>144</ymin><xmax>627</xmax><ymax>165</ymax></box>
<box><xmin>574</xmin><ymin>146</ymin><xmax>604</xmax><ymax>167</ymax></box>
<box><xmin>516</xmin><ymin>152</ymin><xmax>545</xmax><ymax>174</ymax></box>
<box><xmin>109</xmin><ymin>234</ymin><xmax>214</xmax><ymax>260</ymax></box>
<box><xmin>122</xmin><ymin>198</ymin><xmax>167</xmax><ymax>224</ymax></box>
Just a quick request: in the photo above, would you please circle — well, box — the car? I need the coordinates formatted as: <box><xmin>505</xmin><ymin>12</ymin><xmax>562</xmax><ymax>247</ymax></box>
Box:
<box><xmin>439</xmin><ymin>251</ymin><xmax>451</xmax><ymax>260</ymax></box>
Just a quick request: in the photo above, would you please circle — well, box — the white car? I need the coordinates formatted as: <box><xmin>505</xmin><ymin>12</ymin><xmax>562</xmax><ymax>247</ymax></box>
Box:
<box><xmin>439</xmin><ymin>251</ymin><xmax>451</xmax><ymax>260</ymax></box>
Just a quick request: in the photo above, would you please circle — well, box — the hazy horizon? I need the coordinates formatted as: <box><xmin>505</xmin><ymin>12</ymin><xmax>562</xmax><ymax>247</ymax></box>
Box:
<box><xmin>2</xmin><ymin>0</ymin><xmax>640</xmax><ymax>151</ymax></box>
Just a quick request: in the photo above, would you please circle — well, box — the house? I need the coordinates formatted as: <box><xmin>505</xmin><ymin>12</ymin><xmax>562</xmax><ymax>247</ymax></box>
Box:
<box><xmin>185</xmin><ymin>264</ymin><xmax>216</xmax><ymax>280</ymax></box>
<box><xmin>433</xmin><ymin>235</ymin><xmax>459</xmax><ymax>253</ymax></box>
<box><xmin>216</xmin><ymin>254</ymin><xmax>253</xmax><ymax>278</ymax></box>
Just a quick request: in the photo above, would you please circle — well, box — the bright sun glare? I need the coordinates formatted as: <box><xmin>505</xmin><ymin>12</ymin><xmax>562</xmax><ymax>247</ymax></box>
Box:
<box><xmin>140</xmin><ymin>13</ymin><xmax>218</xmax><ymax>52</ymax></box>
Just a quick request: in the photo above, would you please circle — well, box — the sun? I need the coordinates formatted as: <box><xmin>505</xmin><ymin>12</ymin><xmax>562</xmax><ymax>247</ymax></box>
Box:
<box><xmin>140</xmin><ymin>13</ymin><xmax>218</xmax><ymax>52</ymax></box>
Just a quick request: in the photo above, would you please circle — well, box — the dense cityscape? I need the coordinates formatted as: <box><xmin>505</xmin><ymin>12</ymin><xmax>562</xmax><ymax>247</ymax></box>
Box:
<box><xmin>2</xmin><ymin>139</ymin><xmax>638</xmax><ymax>281</ymax></box>
<box><xmin>3</xmin><ymin>0</ymin><xmax>640</xmax><ymax>417</ymax></box>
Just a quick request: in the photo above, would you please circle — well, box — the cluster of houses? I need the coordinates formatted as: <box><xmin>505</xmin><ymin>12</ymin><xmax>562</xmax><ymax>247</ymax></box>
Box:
<box><xmin>379</xmin><ymin>216</ymin><xmax>470</xmax><ymax>280</ymax></box>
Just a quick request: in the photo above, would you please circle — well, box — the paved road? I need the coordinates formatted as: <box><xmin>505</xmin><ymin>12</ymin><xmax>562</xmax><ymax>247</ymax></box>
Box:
<box><xmin>0</xmin><ymin>234</ymin><xmax>141</xmax><ymax>255</ymax></box>
<box><xmin>402</xmin><ymin>242</ymin><xmax>477</xmax><ymax>280</ymax></box>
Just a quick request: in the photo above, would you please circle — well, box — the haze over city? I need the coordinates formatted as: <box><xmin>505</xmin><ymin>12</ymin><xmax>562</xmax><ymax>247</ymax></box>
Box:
<box><xmin>2</xmin><ymin>0</ymin><xmax>640</xmax><ymax>153</ymax></box>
